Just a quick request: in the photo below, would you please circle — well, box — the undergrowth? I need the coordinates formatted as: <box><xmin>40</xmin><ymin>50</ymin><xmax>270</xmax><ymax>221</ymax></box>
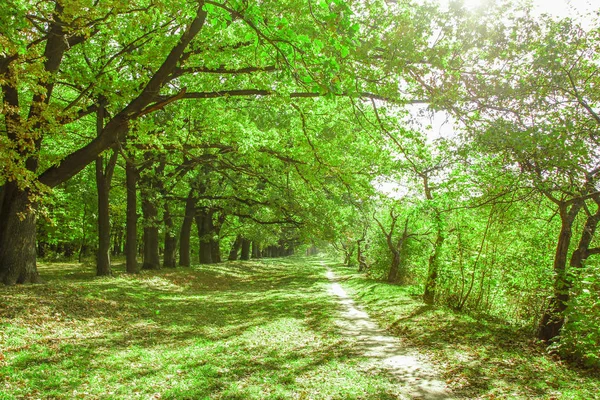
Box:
<box><xmin>328</xmin><ymin>261</ymin><xmax>600</xmax><ymax>400</ymax></box>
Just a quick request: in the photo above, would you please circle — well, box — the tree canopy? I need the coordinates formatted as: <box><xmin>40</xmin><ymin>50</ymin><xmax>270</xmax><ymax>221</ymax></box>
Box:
<box><xmin>2</xmin><ymin>0</ymin><xmax>599</xmax><ymax>369</ymax></box>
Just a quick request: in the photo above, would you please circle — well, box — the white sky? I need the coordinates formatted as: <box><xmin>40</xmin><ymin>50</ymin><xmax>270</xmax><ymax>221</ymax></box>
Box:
<box><xmin>460</xmin><ymin>0</ymin><xmax>597</xmax><ymax>17</ymax></box>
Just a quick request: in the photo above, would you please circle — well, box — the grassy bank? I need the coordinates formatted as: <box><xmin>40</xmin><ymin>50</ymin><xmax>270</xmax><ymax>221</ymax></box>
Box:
<box><xmin>328</xmin><ymin>261</ymin><xmax>600</xmax><ymax>399</ymax></box>
<box><xmin>2</xmin><ymin>257</ymin><xmax>409</xmax><ymax>399</ymax></box>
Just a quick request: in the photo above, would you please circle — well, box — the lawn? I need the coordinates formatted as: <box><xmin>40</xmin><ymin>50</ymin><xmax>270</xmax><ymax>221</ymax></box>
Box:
<box><xmin>1</xmin><ymin>257</ymin><xmax>408</xmax><ymax>399</ymax></box>
<box><xmin>2</xmin><ymin>256</ymin><xmax>598</xmax><ymax>399</ymax></box>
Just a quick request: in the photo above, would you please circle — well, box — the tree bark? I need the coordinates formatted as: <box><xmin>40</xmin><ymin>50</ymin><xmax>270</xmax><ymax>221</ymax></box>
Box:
<box><xmin>195</xmin><ymin>209</ymin><xmax>213</xmax><ymax>264</ymax></box>
<box><xmin>357</xmin><ymin>237</ymin><xmax>368</xmax><ymax>272</ymax></box>
<box><xmin>211</xmin><ymin>241</ymin><xmax>221</xmax><ymax>263</ymax></box>
<box><xmin>163</xmin><ymin>202</ymin><xmax>177</xmax><ymax>268</ymax></box>
<box><xmin>96</xmin><ymin>160</ymin><xmax>112</xmax><ymax>276</ymax></box>
<box><xmin>210</xmin><ymin>211</ymin><xmax>225</xmax><ymax>263</ymax></box>
<box><xmin>178</xmin><ymin>190</ymin><xmax>195</xmax><ymax>267</ymax></box>
<box><xmin>0</xmin><ymin>188</ymin><xmax>40</xmax><ymax>284</ymax></box>
<box><xmin>125</xmin><ymin>155</ymin><xmax>139</xmax><ymax>273</ymax></box>
<box><xmin>141</xmin><ymin>193</ymin><xmax>160</xmax><ymax>270</ymax></box>
<box><xmin>538</xmin><ymin>202</ymin><xmax>582</xmax><ymax>342</ymax></box>
<box><xmin>252</xmin><ymin>241</ymin><xmax>262</xmax><ymax>259</ymax></box>
<box><xmin>228</xmin><ymin>235</ymin><xmax>242</xmax><ymax>261</ymax></box>
<box><xmin>95</xmin><ymin>101</ymin><xmax>118</xmax><ymax>277</ymax></box>
<box><xmin>240</xmin><ymin>238</ymin><xmax>251</xmax><ymax>260</ymax></box>
<box><xmin>387</xmin><ymin>251</ymin><xmax>401</xmax><ymax>283</ymax></box>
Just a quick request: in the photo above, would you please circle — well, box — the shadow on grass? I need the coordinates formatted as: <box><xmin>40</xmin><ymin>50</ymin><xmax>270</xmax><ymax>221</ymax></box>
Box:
<box><xmin>1</xmin><ymin>257</ymin><xmax>407</xmax><ymax>399</ymax></box>
<box><xmin>328</xmin><ymin>262</ymin><xmax>600</xmax><ymax>399</ymax></box>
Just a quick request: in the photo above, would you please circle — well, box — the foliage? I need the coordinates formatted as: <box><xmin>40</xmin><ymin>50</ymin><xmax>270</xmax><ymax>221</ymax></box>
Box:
<box><xmin>556</xmin><ymin>264</ymin><xmax>600</xmax><ymax>368</ymax></box>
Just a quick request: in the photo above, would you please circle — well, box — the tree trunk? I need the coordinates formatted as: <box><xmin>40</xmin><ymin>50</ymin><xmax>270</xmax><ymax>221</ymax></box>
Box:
<box><xmin>178</xmin><ymin>190</ymin><xmax>195</xmax><ymax>267</ymax></box>
<box><xmin>387</xmin><ymin>251</ymin><xmax>400</xmax><ymax>283</ymax></box>
<box><xmin>252</xmin><ymin>241</ymin><xmax>261</xmax><ymax>259</ymax></box>
<box><xmin>125</xmin><ymin>156</ymin><xmax>139</xmax><ymax>273</ymax></box>
<box><xmin>570</xmin><ymin>205</ymin><xmax>600</xmax><ymax>269</ymax></box>
<box><xmin>0</xmin><ymin>187</ymin><xmax>41</xmax><ymax>284</ymax></box>
<box><xmin>163</xmin><ymin>202</ymin><xmax>177</xmax><ymax>268</ymax></box>
<box><xmin>96</xmin><ymin>158</ymin><xmax>112</xmax><ymax>276</ymax></box>
<box><xmin>240</xmin><ymin>238</ymin><xmax>251</xmax><ymax>260</ymax></box>
<box><xmin>195</xmin><ymin>209</ymin><xmax>213</xmax><ymax>264</ymax></box>
<box><xmin>228</xmin><ymin>235</ymin><xmax>242</xmax><ymax>261</ymax></box>
<box><xmin>424</xmin><ymin>229</ymin><xmax>444</xmax><ymax>305</ymax></box>
<box><xmin>94</xmin><ymin>100</ymin><xmax>118</xmax><ymax>277</ymax></box>
<box><xmin>141</xmin><ymin>197</ymin><xmax>160</xmax><ymax>270</ymax></box>
<box><xmin>211</xmin><ymin>241</ymin><xmax>221</xmax><ymax>263</ymax></box>
<box><xmin>210</xmin><ymin>211</ymin><xmax>224</xmax><ymax>263</ymax></box>
<box><xmin>538</xmin><ymin>203</ymin><xmax>581</xmax><ymax>342</ymax></box>
<box><xmin>357</xmin><ymin>238</ymin><xmax>368</xmax><ymax>272</ymax></box>
<box><xmin>112</xmin><ymin>227</ymin><xmax>123</xmax><ymax>256</ymax></box>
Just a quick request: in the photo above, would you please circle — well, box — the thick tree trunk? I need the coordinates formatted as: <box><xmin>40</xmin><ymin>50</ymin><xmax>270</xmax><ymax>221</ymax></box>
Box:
<box><xmin>228</xmin><ymin>235</ymin><xmax>242</xmax><ymax>261</ymax></box>
<box><xmin>125</xmin><ymin>156</ymin><xmax>139</xmax><ymax>273</ymax></box>
<box><xmin>94</xmin><ymin>101</ymin><xmax>118</xmax><ymax>277</ymax></box>
<box><xmin>163</xmin><ymin>203</ymin><xmax>177</xmax><ymax>268</ymax></box>
<box><xmin>538</xmin><ymin>203</ymin><xmax>581</xmax><ymax>342</ymax></box>
<box><xmin>570</xmin><ymin>205</ymin><xmax>600</xmax><ymax>269</ymax></box>
<box><xmin>178</xmin><ymin>190</ymin><xmax>195</xmax><ymax>267</ymax></box>
<box><xmin>142</xmin><ymin>197</ymin><xmax>160</xmax><ymax>270</ymax></box>
<box><xmin>240</xmin><ymin>238</ymin><xmax>251</xmax><ymax>260</ymax></box>
<box><xmin>0</xmin><ymin>187</ymin><xmax>41</xmax><ymax>284</ymax></box>
<box><xmin>195</xmin><ymin>210</ymin><xmax>213</xmax><ymax>264</ymax></box>
<box><xmin>210</xmin><ymin>211</ymin><xmax>224</xmax><ymax>263</ymax></box>
<box><xmin>424</xmin><ymin>230</ymin><xmax>445</xmax><ymax>305</ymax></box>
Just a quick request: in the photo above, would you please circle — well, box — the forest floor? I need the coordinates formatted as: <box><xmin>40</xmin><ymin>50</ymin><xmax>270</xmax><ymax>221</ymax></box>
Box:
<box><xmin>0</xmin><ymin>256</ymin><xmax>598</xmax><ymax>399</ymax></box>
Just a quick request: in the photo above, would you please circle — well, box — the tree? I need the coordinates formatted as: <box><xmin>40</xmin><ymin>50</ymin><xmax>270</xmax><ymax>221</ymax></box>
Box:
<box><xmin>4</xmin><ymin>0</ymin><xmax>430</xmax><ymax>284</ymax></box>
<box><xmin>422</xmin><ymin>4</ymin><xmax>600</xmax><ymax>342</ymax></box>
<box><xmin>1</xmin><ymin>0</ymin><xmax>210</xmax><ymax>283</ymax></box>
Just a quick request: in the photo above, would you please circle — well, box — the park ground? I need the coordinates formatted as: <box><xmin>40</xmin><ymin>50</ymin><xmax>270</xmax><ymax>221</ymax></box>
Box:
<box><xmin>0</xmin><ymin>256</ymin><xmax>598</xmax><ymax>399</ymax></box>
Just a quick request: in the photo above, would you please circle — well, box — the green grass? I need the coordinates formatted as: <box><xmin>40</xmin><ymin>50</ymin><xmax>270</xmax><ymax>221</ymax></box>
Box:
<box><xmin>1</xmin><ymin>256</ymin><xmax>408</xmax><ymax>399</ymax></box>
<box><xmin>328</xmin><ymin>261</ymin><xmax>600</xmax><ymax>400</ymax></box>
<box><xmin>3</xmin><ymin>256</ymin><xmax>598</xmax><ymax>399</ymax></box>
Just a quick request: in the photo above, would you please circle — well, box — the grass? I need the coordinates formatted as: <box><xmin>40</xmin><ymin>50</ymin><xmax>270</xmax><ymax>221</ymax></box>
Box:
<box><xmin>1</xmin><ymin>256</ymin><xmax>410</xmax><ymax>400</ymax></box>
<box><xmin>328</xmin><ymin>260</ymin><xmax>600</xmax><ymax>400</ymax></box>
<box><xmin>3</xmin><ymin>256</ymin><xmax>598</xmax><ymax>399</ymax></box>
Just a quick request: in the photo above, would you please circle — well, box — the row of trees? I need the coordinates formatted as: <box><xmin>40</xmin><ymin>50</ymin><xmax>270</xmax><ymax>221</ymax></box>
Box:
<box><xmin>1</xmin><ymin>0</ymin><xmax>598</xmax><ymax>366</ymax></box>
<box><xmin>335</xmin><ymin>3</ymin><xmax>600</xmax><ymax>366</ymax></box>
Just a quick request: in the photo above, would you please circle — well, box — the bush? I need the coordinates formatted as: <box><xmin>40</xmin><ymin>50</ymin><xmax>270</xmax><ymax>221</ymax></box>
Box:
<box><xmin>554</xmin><ymin>265</ymin><xmax>600</xmax><ymax>369</ymax></box>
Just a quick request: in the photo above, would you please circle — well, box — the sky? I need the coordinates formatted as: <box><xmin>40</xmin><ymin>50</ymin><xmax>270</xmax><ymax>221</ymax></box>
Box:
<box><xmin>459</xmin><ymin>0</ymin><xmax>597</xmax><ymax>17</ymax></box>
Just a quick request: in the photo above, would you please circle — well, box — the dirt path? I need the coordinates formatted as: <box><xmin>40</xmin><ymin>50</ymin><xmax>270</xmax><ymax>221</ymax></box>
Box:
<box><xmin>325</xmin><ymin>267</ymin><xmax>451</xmax><ymax>400</ymax></box>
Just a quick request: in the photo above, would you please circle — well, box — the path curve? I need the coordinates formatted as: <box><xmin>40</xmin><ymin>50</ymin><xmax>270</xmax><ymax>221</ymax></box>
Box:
<box><xmin>325</xmin><ymin>267</ymin><xmax>451</xmax><ymax>399</ymax></box>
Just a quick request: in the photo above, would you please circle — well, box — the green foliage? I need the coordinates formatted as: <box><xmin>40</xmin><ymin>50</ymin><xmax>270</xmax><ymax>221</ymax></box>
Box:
<box><xmin>556</xmin><ymin>265</ymin><xmax>600</xmax><ymax>368</ymax></box>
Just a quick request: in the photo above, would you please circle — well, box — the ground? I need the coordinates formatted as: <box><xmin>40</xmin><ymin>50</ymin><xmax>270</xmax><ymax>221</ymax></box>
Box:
<box><xmin>0</xmin><ymin>256</ymin><xmax>598</xmax><ymax>399</ymax></box>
